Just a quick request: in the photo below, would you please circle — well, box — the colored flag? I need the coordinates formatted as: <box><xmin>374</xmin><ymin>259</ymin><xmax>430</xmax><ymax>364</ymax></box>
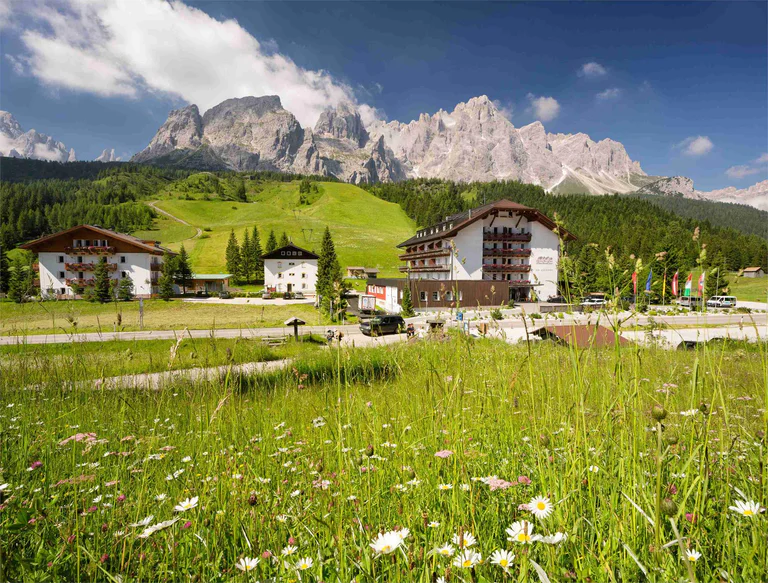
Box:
<box><xmin>698</xmin><ymin>272</ymin><xmax>705</xmax><ymax>296</ymax></box>
<box><xmin>632</xmin><ymin>271</ymin><xmax>637</xmax><ymax>295</ymax></box>
<box><xmin>645</xmin><ymin>268</ymin><xmax>653</xmax><ymax>292</ymax></box>
<box><xmin>671</xmin><ymin>271</ymin><xmax>679</xmax><ymax>296</ymax></box>
<box><xmin>684</xmin><ymin>273</ymin><xmax>693</xmax><ymax>297</ymax></box>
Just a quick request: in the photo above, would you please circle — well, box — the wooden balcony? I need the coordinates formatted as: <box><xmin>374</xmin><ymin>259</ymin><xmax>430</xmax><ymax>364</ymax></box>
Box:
<box><xmin>482</xmin><ymin>232</ymin><xmax>531</xmax><ymax>242</ymax></box>
<box><xmin>66</xmin><ymin>278</ymin><xmax>95</xmax><ymax>286</ymax></box>
<box><xmin>482</xmin><ymin>264</ymin><xmax>531</xmax><ymax>273</ymax></box>
<box><xmin>398</xmin><ymin>248</ymin><xmax>451</xmax><ymax>261</ymax></box>
<box><xmin>482</xmin><ymin>248</ymin><xmax>532</xmax><ymax>258</ymax></box>
<box><xmin>64</xmin><ymin>246</ymin><xmax>115</xmax><ymax>255</ymax></box>
<box><xmin>65</xmin><ymin>262</ymin><xmax>117</xmax><ymax>271</ymax></box>
<box><xmin>399</xmin><ymin>264</ymin><xmax>450</xmax><ymax>273</ymax></box>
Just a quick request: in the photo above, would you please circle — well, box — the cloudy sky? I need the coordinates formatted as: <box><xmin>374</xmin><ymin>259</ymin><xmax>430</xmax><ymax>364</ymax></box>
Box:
<box><xmin>1</xmin><ymin>0</ymin><xmax>766</xmax><ymax>190</ymax></box>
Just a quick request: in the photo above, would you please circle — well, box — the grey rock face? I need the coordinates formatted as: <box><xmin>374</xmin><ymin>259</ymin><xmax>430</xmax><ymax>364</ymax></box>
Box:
<box><xmin>95</xmin><ymin>148</ymin><xmax>120</xmax><ymax>162</ymax></box>
<box><xmin>314</xmin><ymin>102</ymin><xmax>369</xmax><ymax>148</ymax></box>
<box><xmin>637</xmin><ymin>176</ymin><xmax>695</xmax><ymax>197</ymax></box>
<box><xmin>132</xmin><ymin>105</ymin><xmax>203</xmax><ymax>162</ymax></box>
<box><xmin>695</xmin><ymin>180</ymin><xmax>768</xmax><ymax>211</ymax></box>
<box><xmin>0</xmin><ymin>110</ymin><xmax>75</xmax><ymax>163</ymax></box>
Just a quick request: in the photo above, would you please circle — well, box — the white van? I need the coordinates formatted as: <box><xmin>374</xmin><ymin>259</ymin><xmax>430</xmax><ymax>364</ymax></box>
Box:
<box><xmin>678</xmin><ymin>296</ymin><xmax>703</xmax><ymax>308</ymax></box>
<box><xmin>706</xmin><ymin>296</ymin><xmax>737</xmax><ymax>308</ymax></box>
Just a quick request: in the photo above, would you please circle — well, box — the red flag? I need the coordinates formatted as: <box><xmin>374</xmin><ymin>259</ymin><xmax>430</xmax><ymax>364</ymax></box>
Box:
<box><xmin>632</xmin><ymin>271</ymin><xmax>638</xmax><ymax>295</ymax></box>
<box><xmin>671</xmin><ymin>271</ymin><xmax>679</xmax><ymax>296</ymax></box>
<box><xmin>698</xmin><ymin>272</ymin><xmax>705</xmax><ymax>296</ymax></box>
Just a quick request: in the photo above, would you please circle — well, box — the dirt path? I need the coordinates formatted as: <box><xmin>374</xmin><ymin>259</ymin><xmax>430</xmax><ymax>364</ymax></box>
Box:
<box><xmin>148</xmin><ymin>201</ymin><xmax>203</xmax><ymax>240</ymax></box>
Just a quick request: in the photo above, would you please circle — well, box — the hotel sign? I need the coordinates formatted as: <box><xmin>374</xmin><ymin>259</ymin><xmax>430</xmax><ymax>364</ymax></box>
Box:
<box><xmin>536</xmin><ymin>256</ymin><xmax>554</xmax><ymax>265</ymax></box>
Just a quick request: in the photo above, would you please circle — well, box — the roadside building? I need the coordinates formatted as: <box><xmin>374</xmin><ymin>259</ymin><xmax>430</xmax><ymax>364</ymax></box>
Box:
<box><xmin>187</xmin><ymin>274</ymin><xmax>232</xmax><ymax>295</ymax></box>
<box><xmin>262</xmin><ymin>243</ymin><xmax>318</xmax><ymax>294</ymax></box>
<box><xmin>367</xmin><ymin>199</ymin><xmax>574</xmax><ymax>312</ymax></box>
<box><xmin>20</xmin><ymin>224</ymin><xmax>175</xmax><ymax>299</ymax></box>
<box><xmin>742</xmin><ymin>267</ymin><xmax>764</xmax><ymax>278</ymax></box>
<box><xmin>346</xmin><ymin>266</ymin><xmax>380</xmax><ymax>279</ymax></box>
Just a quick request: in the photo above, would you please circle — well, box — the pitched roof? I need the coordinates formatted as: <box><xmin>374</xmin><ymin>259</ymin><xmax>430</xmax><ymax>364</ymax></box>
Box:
<box><xmin>19</xmin><ymin>224</ymin><xmax>176</xmax><ymax>255</ymax></box>
<box><xmin>397</xmin><ymin>199</ymin><xmax>576</xmax><ymax>248</ymax></box>
<box><xmin>261</xmin><ymin>243</ymin><xmax>319</xmax><ymax>260</ymax></box>
<box><xmin>192</xmin><ymin>274</ymin><xmax>232</xmax><ymax>280</ymax></box>
<box><xmin>743</xmin><ymin>267</ymin><xmax>763</xmax><ymax>272</ymax></box>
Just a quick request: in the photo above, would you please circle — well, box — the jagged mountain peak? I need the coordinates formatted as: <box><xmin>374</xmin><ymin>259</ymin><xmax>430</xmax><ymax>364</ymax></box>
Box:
<box><xmin>0</xmin><ymin>110</ymin><xmax>75</xmax><ymax>163</ymax></box>
<box><xmin>314</xmin><ymin>101</ymin><xmax>369</xmax><ymax>147</ymax></box>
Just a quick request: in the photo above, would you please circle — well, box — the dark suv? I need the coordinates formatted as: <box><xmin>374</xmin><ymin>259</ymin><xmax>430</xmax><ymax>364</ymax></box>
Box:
<box><xmin>359</xmin><ymin>315</ymin><xmax>406</xmax><ymax>336</ymax></box>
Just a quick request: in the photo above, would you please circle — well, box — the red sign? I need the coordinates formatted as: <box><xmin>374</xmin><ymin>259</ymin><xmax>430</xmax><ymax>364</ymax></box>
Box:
<box><xmin>367</xmin><ymin>284</ymin><xmax>387</xmax><ymax>300</ymax></box>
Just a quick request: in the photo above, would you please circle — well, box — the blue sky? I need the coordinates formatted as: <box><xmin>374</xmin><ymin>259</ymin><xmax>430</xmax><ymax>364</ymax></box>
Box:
<box><xmin>1</xmin><ymin>0</ymin><xmax>766</xmax><ymax>190</ymax></box>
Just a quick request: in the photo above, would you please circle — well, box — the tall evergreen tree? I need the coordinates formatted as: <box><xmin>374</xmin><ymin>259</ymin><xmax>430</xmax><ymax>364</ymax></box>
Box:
<box><xmin>280</xmin><ymin>231</ymin><xmax>290</xmax><ymax>247</ymax></box>
<box><xmin>400</xmin><ymin>283</ymin><xmax>415</xmax><ymax>317</ymax></box>
<box><xmin>0</xmin><ymin>244</ymin><xmax>10</xmax><ymax>294</ymax></box>
<box><xmin>316</xmin><ymin>227</ymin><xmax>344</xmax><ymax>316</ymax></box>
<box><xmin>174</xmin><ymin>244</ymin><xmax>194</xmax><ymax>294</ymax></box>
<box><xmin>118</xmin><ymin>276</ymin><xmax>134</xmax><ymax>301</ymax></box>
<box><xmin>576</xmin><ymin>244</ymin><xmax>600</xmax><ymax>296</ymax></box>
<box><xmin>235</xmin><ymin>179</ymin><xmax>247</xmax><ymax>202</ymax></box>
<box><xmin>225</xmin><ymin>230</ymin><xmax>241</xmax><ymax>281</ymax></box>
<box><xmin>252</xmin><ymin>226</ymin><xmax>264</xmax><ymax>282</ymax></box>
<box><xmin>159</xmin><ymin>252</ymin><xmax>176</xmax><ymax>301</ymax></box>
<box><xmin>241</xmin><ymin>230</ymin><xmax>254</xmax><ymax>283</ymax></box>
<box><xmin>93</xmin><ymin>256</ymin><xmax>113</xmax><ymax>303</ymax></box>
<box><xmin>265</xmin><ymin>230</ymin><xmax>278</xmax><ymax>253</ymax></box>
<box><xmin>7</xmin><ymin>256</ymin><xmax>33</xmax><ymax>303</ymax></box>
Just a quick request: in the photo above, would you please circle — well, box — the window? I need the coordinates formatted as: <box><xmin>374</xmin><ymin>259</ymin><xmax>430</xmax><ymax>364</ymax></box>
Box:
<box><xmin>120</xmin><ymin>256</ymin><xmax>126</xmax><ymax>263</ymax></box>
<box><xmin>78</xmin><ymin>256</ymin><xmax>83</xmax><ymax>263</ymax></box>
<box><xmin>58</xmin><ymin>271</ymin><xmax>65</xmax><ymax>279</ymax></box>
<box><xmin>84</xmin><ymin>240</ymin><xmax>91</xmax><ymax>246</ymax></box>
<box><xmin>419</xmin><ymin>291</ymin><xmax>427</xmax><ymax>302</ymax></box>
<box><xmin>289</xmin><ymin>273</ymin><xmax>295</xmax><ymax>277</ymax></box>
<box><xmin>289</xmin><ymin>262</ymin><xmax>295</xmax><ymax>266</ymax></box>
<box><xmin>301</xmin><ymin>273</ymin><xmax>306</xmax><ymax>279</ymax></box>
<box><xmin>121</xmin><ymin>271</ymin><xmax>127</xmax><ymax>278</ymax></box>
<box><xmin>60</xmin><ymin>287</ymin><xmax>65</xmax><ymax>295</ymax></box>
<box><xmin>432</xmin><ymin>291</ymin><xmax>440</xmax><ymax>301</ymax></box>
<box><xmin>277</xmin><ymin>261</ymin><xmax>282</xmax><ymax>268</ymax></box>
<box><xmin>445</xmin><ymin>290</ymin><xmax>453</xmax><ymax>301</ymax></box>
<box><xmin>302</xmin><ymin>283</ymin><xmax>307</xmax><ymax>289</ymax></box>
<box><xmin>58</xmin><ymin>255</ymin><xmax>64</xmax><ymax>263</ymax></box>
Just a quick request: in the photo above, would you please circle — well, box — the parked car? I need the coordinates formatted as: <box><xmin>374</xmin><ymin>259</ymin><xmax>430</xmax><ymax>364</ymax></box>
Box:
<box><xmin>359</xmin><ymin>315</ymin><xmax>406</xmax><ymax>336</ymax></box>
<box><xmin>706</xmin><ymin>295</ymin><xmax>737</xmax><ymax>308</ymax></box>
<box><xmin>580</xmin><ymin>297</ymin><xmax>607</xmax><ymax>307</ymax></box>
<box><xmin>547</xmin><ymin>295</ymin><xmax>566</xmax><ymax>303</ymax></box>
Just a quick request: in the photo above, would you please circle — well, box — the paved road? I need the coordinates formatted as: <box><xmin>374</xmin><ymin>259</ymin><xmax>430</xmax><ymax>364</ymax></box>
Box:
<box><xmin>2</xmin><ymin>312</ymin><xmax>764</xmax><ymax>346</ymax></box>
<box><xmin>147</xmin><ymin>201</ymin><xmax>202</xmax><ymax>240</ymax></box>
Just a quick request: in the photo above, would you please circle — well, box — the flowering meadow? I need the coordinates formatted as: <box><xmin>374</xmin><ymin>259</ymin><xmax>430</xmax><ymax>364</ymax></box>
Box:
<box><xmin>1</xmin><ymin>336</ymin><xmax>766</xmax><ymax>582</ymax></box>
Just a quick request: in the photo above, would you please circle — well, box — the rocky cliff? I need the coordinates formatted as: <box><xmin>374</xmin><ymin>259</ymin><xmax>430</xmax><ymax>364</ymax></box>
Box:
<box><xmin>0</xmin><ymin>111</ymin><xmax>76</xmax><ymax>163</ymax></box>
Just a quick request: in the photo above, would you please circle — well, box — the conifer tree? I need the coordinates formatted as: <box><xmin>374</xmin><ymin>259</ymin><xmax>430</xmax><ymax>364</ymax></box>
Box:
<box><xmin>252</xmin><ymin>226</ymin><xmax>264</xmax><ymax>282</ymax></box>
<box><xmin>705</xmin><ymin>252</ymin><xmax>730</xmax><ymax>298</ymax></box>
<box><xmin>316</xmin><ymin>227</ymin><xmax>343</xmax><ymax>315</ymax></box>
<box><xmin>225</xmin><ymin>230</ymin><xmax>241</xmax><ymax>281</ymax></box>
<box><xmin>241</xmin><ymin>230</ymin><xmax>253</xmax><ymax>283</ymax></box>
<box><xmin>0</xmin><ymin>244</ymin><xmax>9</xmax><ymax>294</ymax></box>
<box><xmin>93</xmin><ymin>256</ymin><xmax>113</xmax><ymax>303</ymax></box>
<box><xmin>400</xmin><ymin>282</ymin><xmax>415</xmax><ymax>317</ymax></box>
<box><xmin>118</xmin><ymin>276</ymin><xmax>134</xmax><ymax>301</ymax></box>
<box><xmin>7</xmin><ymin>257</ymin><xmax>33</xmax><ymax>303</ymax></box>
<box><xmin>159</xmin><ymin>252</ymin><xmax>176</xmax><ymax>301</ymax></box>
<box><xmin>174</xmin><ymin>244</ymin><xmax>194</xmax><ymax>294</ymax></box>
<box><xmin>265</xmin><ymin>230</ymin><xmax>278</xmax><ymax>253</ymax></box>
<box><xmin>280</xmin><ymin>231</ymin><xmax>289</xmax><ymax>247</ymax></box>
<box><xmin>235</xmin><ymin>179</ymin><xmax>247</xmax><ymax>202</ymax></box>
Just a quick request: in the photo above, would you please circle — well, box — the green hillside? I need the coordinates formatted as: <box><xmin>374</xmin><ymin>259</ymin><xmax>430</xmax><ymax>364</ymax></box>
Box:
<box><xmin>133</xmin><ymin>179</ymin><xmax>415</xmax><ymax>275</ymax></box>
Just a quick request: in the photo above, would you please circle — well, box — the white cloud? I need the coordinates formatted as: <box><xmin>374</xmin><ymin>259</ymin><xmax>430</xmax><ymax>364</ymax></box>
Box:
<box><xmin>725</xmin><ymin>153</ymin><xmax>768</xmax><ymax>179</ymax></box>
<box><xmin>492</xmin><ymin>99</ymin><xmax>513</xmax><ymax>120</ymax></box>
<box><xmin>596</xmin><ymin>88</ymin><xmax>621</xmax><ymax>101</ymax></box>
<box><xmin>7</xmin><ymin>0</ymin><xmax>369</xmax><ymax>127</ymax></box>
<box><xmin>578</xmin><ymin>62</ymin><xmax>607</xmax><ymax>78</ymax></box>
<box><xmin>526</xmin><ymin>94</ymin><xmax>560</xmax><ymax>122</ymax></box>
<box><xmin>358</xmin><ymin>103</ymin><xmax>385</xmax><ymax>126</ymax></box>
<box><xmin>676</xmin><ymin>135</ymin><xmax>714</xmax><ymax>157</ymax></box>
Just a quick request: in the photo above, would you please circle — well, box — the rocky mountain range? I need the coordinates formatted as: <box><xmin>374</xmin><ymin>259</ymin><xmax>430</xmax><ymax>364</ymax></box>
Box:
<box><xmin>95</xmin><ymin>148</ymin><xmax>121</xmax><ymax>162</ymax></box>
<box><xmin>637</xmin><ymin>176</ymin><xmax>768</xmax><ymax>211</ymax></box>
<box><xmin>0</xmin><ymin>111</ymin><xmax>76</xmax><ymax>163</ymax></box>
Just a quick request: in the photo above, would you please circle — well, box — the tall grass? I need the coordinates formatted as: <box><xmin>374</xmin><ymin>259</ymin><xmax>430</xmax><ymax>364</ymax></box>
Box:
<box><xmin>0</xmin><ymin>335</ymin><xmax>765</xmax><ymax>582</ymax></box>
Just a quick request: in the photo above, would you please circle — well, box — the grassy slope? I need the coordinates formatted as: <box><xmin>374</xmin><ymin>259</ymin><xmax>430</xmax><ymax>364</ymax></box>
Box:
<box><xmin>140</xmin><ymin>179</ymin><xmax>415</xmax><ymax>276</ymax></box>
<box><xmin>0</xmin><ymin>299</ymin><xmax>330</xmax><ymax>336</ymax></box>
<box><xmin>729</xmin><ymin>273</ymin><xmax>768</xmax><ymax>302</ymax></box>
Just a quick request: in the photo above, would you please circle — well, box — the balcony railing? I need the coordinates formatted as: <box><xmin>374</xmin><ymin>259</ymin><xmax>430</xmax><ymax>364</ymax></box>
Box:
<box><xmin>65</xmin><ymin>262</ymin><xmax>117</xmax><ymax>271</ymax></box>
<box><xmin>482</xmin><ymin>248</ymin><xmax>532</xmax><ymax>257</ymax></box>
<box><xmin>482</xmin><ymin>264</ymin><xmax>531</xmax><ymax>273</ymax></box>
<box><xmin>399</xmin><ymin>265</ymin><xmax>450</xmax><ymax>273</ymax></box>
<box><xmin>482</xmin><ymin>232</ymin><xmax>532</xmax><ymax>242</ymax></box>
<box><xmin>398</xmin><ymin>248</ymin><xmax>451</xmax><ymax>261</ymax></box>
<box><xmin>64</xmin><ymin>246</ymin><xmax>115</xmax><ymax>255</ymax></box>
<box><xmin>509</xmin><ymin>279</ymin><xmax>532</xmax><ymax>286</ymax></box>
<box><xmin>66</xmin><ymin>278</ymin><xmax>95</xmax><ymax>286</ymax></box>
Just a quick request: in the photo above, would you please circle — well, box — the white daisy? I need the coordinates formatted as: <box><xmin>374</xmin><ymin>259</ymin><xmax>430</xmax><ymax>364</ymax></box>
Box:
<box><xmin>438</xmin><ymin>483</ymin><xmax>453</xmax><ymax>491</ymax></box>
<box><xmin>281</xmin><ymin>545</ymin><xmax>297</xmax><ymax>556</ymax></box>
<box><xmin>433</xmin><ymin>544</ymin><xmax>455</xmax><ymax>558</ymax></box>
<box><xmin>490</xmin><ymin>549</ymin><xmax>515</xmax><ymax>572</ymax></box>
<box><xmin>539</xmin><ymin>532</ymin><xmax>568</xmax><ymax>545</ymax></box>
<box><xmin>506</xmin><ymin>520</ymin><xmax>538</xmax><ymax>544</ymax></box>
<box><xmin>452</xmin><ymin>549</ymin><xmax>482</xmax><ymax>569</ymax></box>
<box><xmin>728</xmin><ymin>499</ymin><xmax>762</xmax><ymax>517</ymax></box>
<box><xmin>173</xmin><ymin>496</ymin><xmax>198</xmax><ymax>512</ymax></box>
<box><xmin>235</xmin><ymin>557</ymin><xmax>260</xmax><ymax>572</ymax></box>
<box><xmin>685</xmin><ymin>549</ymin><xmax>701</xmax><ymax>562</ymax></box>
<box><xmin>428</xmin><ymin>521</ymin><xmax>441</xmax><ymax>528</ymax></box>
<box><xmin>451</xmin><ymin>532</ymin><xmax>477</xmax><ymax>548</ymax></box>
<box><xmin>529</xmin><ymin>495</ymin><xmax>553</xmax><ymax>520</ymax></box>
<box><xmin>370</xmin><ymin>531</ymin><xmax>404</xmax><ymax>556</ymax></box>
<box><xmin>295</xmin><ymin>557</ymin><xmax>313</xmax><ymax>570</ymax></box>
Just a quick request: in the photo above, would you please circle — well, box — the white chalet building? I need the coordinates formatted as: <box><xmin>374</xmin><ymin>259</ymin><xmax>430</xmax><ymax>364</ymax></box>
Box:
<box><xmin>372</xmin><ymin>199</ymin><xmax>575</xmax><ymax>309</ymax></box>
<box><xmin>262</xmin><ymin>243</ymin><xmax>318</xmax><ymax>294</ymax></box>
<box><xmin>21</xmin><ymin>224</ymin><xmax>175</xmax><ymax>299</ymax></box>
